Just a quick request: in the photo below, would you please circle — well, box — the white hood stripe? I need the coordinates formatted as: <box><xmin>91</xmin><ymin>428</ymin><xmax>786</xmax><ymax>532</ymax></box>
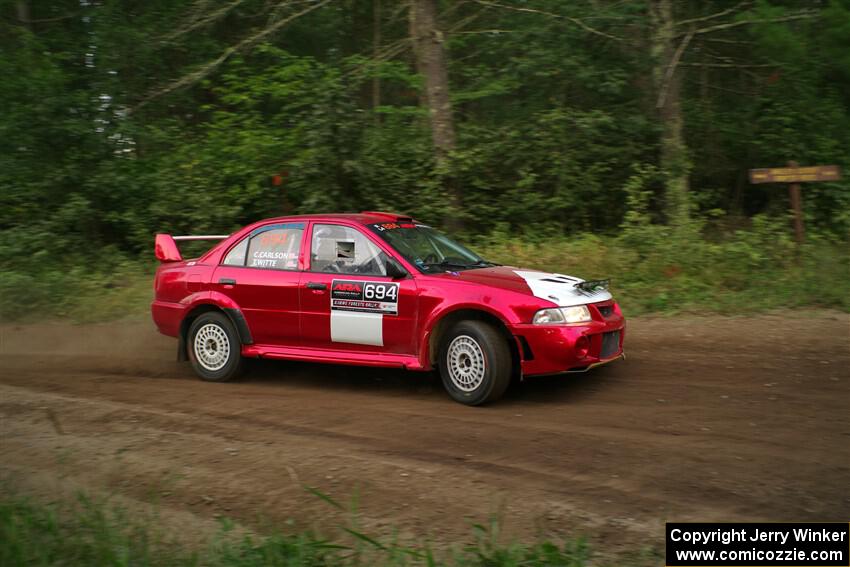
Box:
<box><xmin>514</xmin><ymin>270</ymin><xmax>612</xmax><ymax>307</ymax></box>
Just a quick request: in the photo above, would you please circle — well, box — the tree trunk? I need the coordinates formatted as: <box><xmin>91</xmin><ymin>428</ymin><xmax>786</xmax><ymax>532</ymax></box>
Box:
<box><xmin>409</xmin><ymin>0</ymin><xmax>462</xmax><ymax>227</ymax></box>
<box><xmin>17</xmin><ymin>0</ymin><xmax>31</xmax><ymax>28</ymax></box>
<box><xmin>372</xmin><ymin>0</ymin><xmax>381</xmax><ymax>118</ymax></box>
<box><xmin>651</xmin><ymin>0</ymin><xmax>691</xmax><ymax>226</ymax></box>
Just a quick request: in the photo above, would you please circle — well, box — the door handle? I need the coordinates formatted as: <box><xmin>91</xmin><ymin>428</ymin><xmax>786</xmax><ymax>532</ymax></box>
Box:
<box><xmin>306</xmin><ymin>282</ymin><xmax>327</xmax><ymax>290</ymax></box>
<box><xmin>219</xmin><ymin>278</ymin><xmax>237</xmax><ymax>285</ymax></box>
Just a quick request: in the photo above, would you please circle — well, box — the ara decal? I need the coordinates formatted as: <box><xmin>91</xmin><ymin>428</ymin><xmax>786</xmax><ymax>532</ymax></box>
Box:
<box><xmin>331</xmin><ymin>280</ymin><xmax>399</xmax><ymax>315</ymax></box>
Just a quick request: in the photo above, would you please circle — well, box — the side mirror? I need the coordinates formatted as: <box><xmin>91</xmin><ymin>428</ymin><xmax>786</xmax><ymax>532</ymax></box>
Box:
<box><xmin>385</xmin><ymin>256</ymin><xmax>408</xmax><ymax>279</ymax></box>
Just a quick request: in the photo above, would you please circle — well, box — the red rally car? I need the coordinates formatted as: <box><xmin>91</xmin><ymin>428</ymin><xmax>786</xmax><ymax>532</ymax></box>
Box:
<box><xmin>152</xmin><ymin>212</ymin><xmax>625</xmax><ymax>405</ymax></box>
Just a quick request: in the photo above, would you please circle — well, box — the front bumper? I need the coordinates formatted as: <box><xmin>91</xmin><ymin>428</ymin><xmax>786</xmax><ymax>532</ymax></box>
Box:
<box><xmin>562</xmin><ymin>352</ymin><xmax>625</xmax><ymax>373</ymax></box>
<box><xmin>511</xmin><ymin>301</ymin><xmax>625</xmax><ymax>376</ymax></box>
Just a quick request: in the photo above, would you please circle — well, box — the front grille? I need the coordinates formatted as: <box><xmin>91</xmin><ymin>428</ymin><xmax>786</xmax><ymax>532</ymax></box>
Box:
<box><xmin>598</xmin><ymin>305</ymin><xmax>613</xmax><ymax>317</ymax></box>
<box><xmin>600</xmin><ymin>331</ymin><xmax>620</xmax><ymax>358</ymax></box>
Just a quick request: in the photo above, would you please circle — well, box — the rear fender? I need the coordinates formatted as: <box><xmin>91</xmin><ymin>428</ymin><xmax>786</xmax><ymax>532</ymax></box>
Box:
<box><xmin>178</xmin><ymin>292</ymin><xmax>253</xmax><ymax>361</ymax></box>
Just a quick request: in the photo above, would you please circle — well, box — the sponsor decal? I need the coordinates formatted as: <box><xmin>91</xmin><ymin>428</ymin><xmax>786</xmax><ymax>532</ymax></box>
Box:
<box><xmin>373</xmin><ymin>222</ymin><xmax>425</xmax><ymax>232</ymax></box>
<box><xmin>373</xmin><ymin>223</ymin><xmax>400</xmax><ymax>231</ymax></box>
<box><xmin>372</xmin><ymin>222</ymin><xmax>424</xmax><ymax>230</ymax></box>
<box><xmin>331</xmin><ymin>280</ymin><xmax>399</xmax><ymax>315</ymax></box>
<box><xmin>259</xmin><ymin>232</ymin><xmax>287</xmax><ymax>247</ymax></box>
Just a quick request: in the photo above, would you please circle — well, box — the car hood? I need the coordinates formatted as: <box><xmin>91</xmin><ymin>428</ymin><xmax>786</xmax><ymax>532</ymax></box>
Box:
<box><xmin>433</xmin><ymin>265</ymin><xmax>613</xmax><ymax>307</ymax></box>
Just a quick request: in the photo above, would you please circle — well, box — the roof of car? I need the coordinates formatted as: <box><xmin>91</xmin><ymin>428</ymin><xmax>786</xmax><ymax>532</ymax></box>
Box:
<box><xmin>259</xmin><ymin>211</ymin><xmax>416</xmax><ymax>226</ymax></box>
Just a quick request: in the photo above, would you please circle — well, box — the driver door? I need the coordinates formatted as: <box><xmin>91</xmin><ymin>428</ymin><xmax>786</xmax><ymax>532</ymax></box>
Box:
<box><xmin>299</xmin><ymin>222</ymin><xmax>418</xmax><ymax>355</ymax></box>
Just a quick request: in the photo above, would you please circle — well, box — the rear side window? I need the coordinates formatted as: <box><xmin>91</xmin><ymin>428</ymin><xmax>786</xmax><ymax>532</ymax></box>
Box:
<box><xmin>221</xmin><ymin>223</ymin><xmax>304</xmax><ymax>271</ymax></box>
<box><xmin>222</xmin><ymin>239</ymin><xmax>248</xmax><ymax>266</ymax></box>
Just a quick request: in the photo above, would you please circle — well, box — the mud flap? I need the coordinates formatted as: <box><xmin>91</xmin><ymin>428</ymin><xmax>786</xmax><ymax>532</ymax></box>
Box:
<box><xmin>222</xmin><ymin>308</ymin><xmax>253</xmax><ymax>345</ymax></box>
<box><xmin>177</xmin><ymin>333</ymin><xmax>188</xmax><ymax>362</ymax></box>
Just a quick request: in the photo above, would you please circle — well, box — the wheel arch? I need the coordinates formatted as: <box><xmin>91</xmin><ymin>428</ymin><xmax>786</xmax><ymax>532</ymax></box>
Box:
<box><xmin>178</xmin><ymin>303</ymin><xmax>252</xmax><ymax>361</ymax></box>
<box><xmin>424</xmin><ymin>307</ymin><xmax>520</xmax><ymax>375</ymax></box>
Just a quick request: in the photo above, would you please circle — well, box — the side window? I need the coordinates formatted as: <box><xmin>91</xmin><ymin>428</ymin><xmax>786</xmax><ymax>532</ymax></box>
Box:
<box><xmin>246</xmin><ymin>227</ymin><xmax>303</xmax><ymax>270</ymax></box>
<box><xmin>222</xmin><ymin>238</ymin><xmax>248</xmax><ymax>266</ymax></box>
<box><xmin>221</xmin><ymin>224</ymin><xmax>304</xmax><ymax>270</ymax></box>
<box><xmin>311</xmin><ymin>224</ymin><xmax>387</xmax><ymax>276</ymax></box>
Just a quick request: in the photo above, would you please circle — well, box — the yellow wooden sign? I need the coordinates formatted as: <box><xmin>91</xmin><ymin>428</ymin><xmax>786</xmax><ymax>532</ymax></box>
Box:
<box><xmin>749</xmin><ymin>165</ymin><xmax>841</xmax><ymax>184</ymax></box>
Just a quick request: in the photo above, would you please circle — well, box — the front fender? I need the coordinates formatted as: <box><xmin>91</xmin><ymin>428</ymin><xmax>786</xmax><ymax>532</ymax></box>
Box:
<box><xmin>416</xmin><ymin>301</ymin><xmax>516</xmax><ymax>371</ymax></box>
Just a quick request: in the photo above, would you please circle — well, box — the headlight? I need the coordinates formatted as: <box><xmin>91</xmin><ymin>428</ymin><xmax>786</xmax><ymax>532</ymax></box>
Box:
<box><xmin>532</xmin><ymin>305</ymin><xmax>592</xmax><ymax>325</ymax></box>
<box><xmin>561</xmin><ymin>305</ymin><xmax>592</xmax><ymax>323</ymax></box>
<box><xmin>532</xmin><ymin>308</ymin><xmax>565</xmax><ymax>325</ymax></box>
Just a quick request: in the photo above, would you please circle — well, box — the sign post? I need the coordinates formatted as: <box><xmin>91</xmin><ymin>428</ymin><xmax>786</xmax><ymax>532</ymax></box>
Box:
<box><xmin>787</xmin><ymin>161</ymin><xmax>805</xmax><ymax>244</ymax></box>
<box><xmin>748</xmin><ymin>162</ymin><xmax>842</xmax><ymax>245</ymax></box>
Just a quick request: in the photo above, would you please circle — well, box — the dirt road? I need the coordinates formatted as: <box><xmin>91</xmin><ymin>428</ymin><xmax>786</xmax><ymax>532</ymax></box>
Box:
<box><xmin>1</xmin><ymin>311</ymin><xmax>848</xmax><ymax>554</ymax></box>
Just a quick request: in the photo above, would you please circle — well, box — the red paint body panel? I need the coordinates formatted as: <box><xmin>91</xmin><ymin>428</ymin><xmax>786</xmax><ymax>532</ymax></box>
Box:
<box><xmin>242</xmin><ymin>344</ymin><xmax>423</xmax><ymax>370</ymax></box>
<box><xmin>298</xmin><ymin>271</ymin><xmax>420</xmax><ymax>354</ymax></box>
<box><xmin>152</xmin><ymin>213</ymin><xmax>626</xmax><ymax>377</ymax></box>
<box><xmin>212</xmin><ymin>265</ymin><xmax>302</xmax><ymax>346</ymax></box>
<box><xmin>512</xmin><ymin>306</ymin><xmax>626</xmax><ymax>375</ymax></box>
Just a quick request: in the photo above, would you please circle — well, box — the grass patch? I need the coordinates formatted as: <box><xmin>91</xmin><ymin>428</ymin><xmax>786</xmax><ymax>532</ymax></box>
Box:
<box><xmin>476</xmin><ymin>218</ymin><xmax>850</xmax><ymax>315</ymax></box>
<box><xmin>1</xmin><ymin>218</ymin><xmax>847</xmax><ymax>322</ymax></box>
<box><xmin>477</xmin><ymin>236</ymin><xmax>850</xmax><ymax>316</ymax></box>
<box><xmin>0</xmin><ymin>260</ymin><xmax>154</xmax><ymax>323</ymax></box>
<box><xmin>0</xmin><ymin>491</ymin><xmax>635</xmax><ymax>567</ymax></box>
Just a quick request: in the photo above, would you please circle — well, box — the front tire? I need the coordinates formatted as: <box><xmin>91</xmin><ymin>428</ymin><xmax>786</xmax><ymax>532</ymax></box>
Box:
<box><xmin>187</xmin><ymin>312</ymin><xmax>244</xmax><ymax>382</ymax></box>
<box><xmin>438</xmin><ymin>320</ymin><xmax>512</xmax><ymax>406</ymax></box>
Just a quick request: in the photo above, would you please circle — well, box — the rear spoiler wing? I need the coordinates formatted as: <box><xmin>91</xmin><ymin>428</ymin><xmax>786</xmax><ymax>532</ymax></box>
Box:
<box><xmin>155</xmin><ymin>233</ymin><xmax>229</xmax><ymax>262</ymax></box>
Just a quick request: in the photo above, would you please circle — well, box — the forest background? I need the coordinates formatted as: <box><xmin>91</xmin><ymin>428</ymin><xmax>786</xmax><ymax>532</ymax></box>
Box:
<box><xmin>2</xmin><ymin>0</ymin><xmax>849</xmax><ymax>320</ymax></box>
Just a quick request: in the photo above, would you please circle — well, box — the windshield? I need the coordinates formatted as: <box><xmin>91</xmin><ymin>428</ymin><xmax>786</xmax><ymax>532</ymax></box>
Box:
<box><xmin>368</xmin><ymin>222</ymin><xmax>497</xmax><ymax>273</ymax></box>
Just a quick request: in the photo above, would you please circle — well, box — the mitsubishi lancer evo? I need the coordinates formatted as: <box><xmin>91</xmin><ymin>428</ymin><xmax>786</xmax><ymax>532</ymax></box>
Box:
<box><xmin>152</xmin><ymin>212</ymin><xmax>625</xmax><ymax>405</ymax></box>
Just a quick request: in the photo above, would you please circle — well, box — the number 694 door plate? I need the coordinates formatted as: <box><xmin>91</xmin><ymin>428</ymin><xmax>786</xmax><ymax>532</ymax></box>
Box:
<box><xmin>330</xmin><ymin>280</ymin><xmax>399</xmax><ymax>315</ymax></box>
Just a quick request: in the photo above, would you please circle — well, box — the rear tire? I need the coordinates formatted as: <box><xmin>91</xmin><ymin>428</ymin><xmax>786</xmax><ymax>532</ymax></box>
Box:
<box><xmin>438</xmin><ymin>320</ymin><xmax>512</xmax><ymax>406</ymax></box>
<box><xmin>187</xmin><ymin>312</ymin><xmax>244</xmax><ymax>382</ymax></box>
